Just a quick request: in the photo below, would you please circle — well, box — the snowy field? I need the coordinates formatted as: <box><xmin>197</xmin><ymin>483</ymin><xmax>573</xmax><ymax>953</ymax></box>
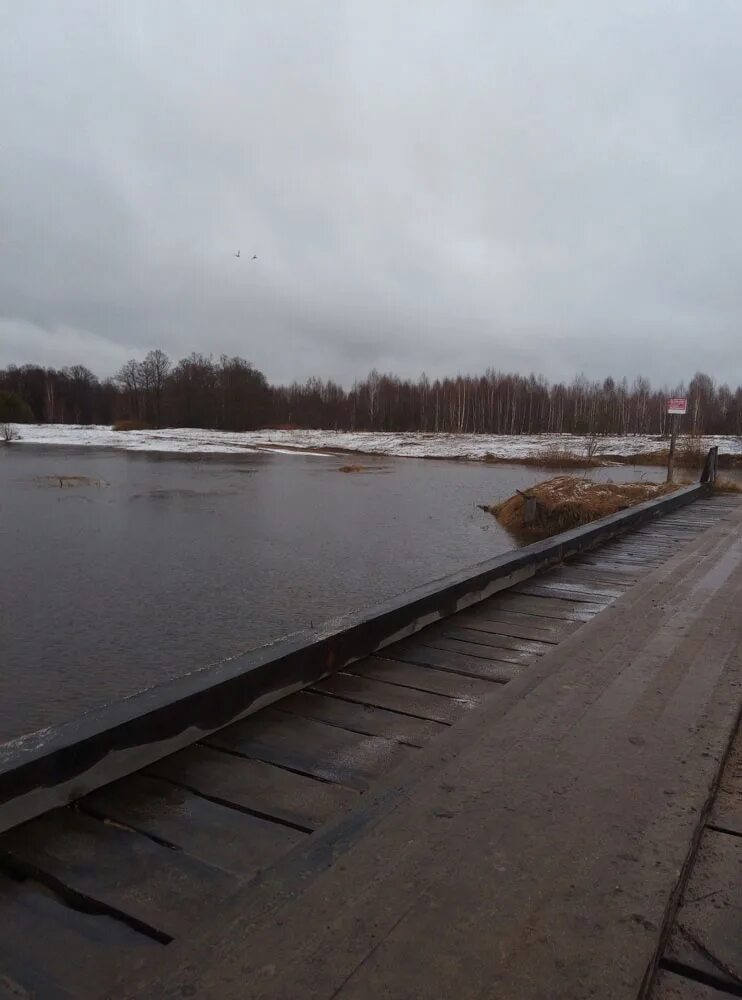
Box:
<box><xmin>5</xmin><ymin>424</ymin><xmax>742</xmax><ymax>461</ymax></box>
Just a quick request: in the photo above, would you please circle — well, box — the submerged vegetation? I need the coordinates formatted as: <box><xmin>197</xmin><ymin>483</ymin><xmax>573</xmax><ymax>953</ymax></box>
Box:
<box><xmin>35</xmin><ymin>475</ymin><xmax>108</xmax><ymax>488</ymax></box>
<box><xmin>484</xmin><ymin>476</ymin><xmax>680</xmax><ymax>542</ymax></box>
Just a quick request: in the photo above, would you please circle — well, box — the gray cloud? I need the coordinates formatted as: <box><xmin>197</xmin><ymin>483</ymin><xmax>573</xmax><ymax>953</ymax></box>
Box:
<box><xmin>2</xmin><ymin>0</ymin><xmax>742</xmax><ymax>387</ymax></box>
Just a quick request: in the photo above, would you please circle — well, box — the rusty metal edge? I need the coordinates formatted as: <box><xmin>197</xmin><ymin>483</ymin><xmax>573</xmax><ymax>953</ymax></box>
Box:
<box><xmin>0</xmin><ymin>482</ymin><xmax>709</xmax><ymax>833</ymax></box>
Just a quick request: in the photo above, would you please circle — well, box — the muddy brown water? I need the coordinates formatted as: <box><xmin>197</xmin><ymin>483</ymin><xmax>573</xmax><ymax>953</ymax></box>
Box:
<box><xmin>0</xmin><ymin>444</ymin><xmax>687</xmax><ymax>741</ymax></box>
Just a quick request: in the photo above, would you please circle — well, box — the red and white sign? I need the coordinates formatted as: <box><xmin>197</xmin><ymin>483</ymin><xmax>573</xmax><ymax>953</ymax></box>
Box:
<box><xmin>667</xmin><ymin>397</ymin><xmax>688</xmax><ymax>415</ymax></box>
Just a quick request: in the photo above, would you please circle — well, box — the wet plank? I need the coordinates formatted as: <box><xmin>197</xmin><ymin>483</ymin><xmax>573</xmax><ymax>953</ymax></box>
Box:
<box><xmin>652</xmin><ymin>970</ymin><xmax>728</xmax><ymax>998</ymax></box>
<box><xmin>0</xmin><ymin>871</ymin><xmax>159</xmax><ymax>998</ymax></box>
<box><xmin>480</xmin><ymin>592</ymin><xmax>598</xmax><ymax>622</ymax></box>
<box><xmin>83</xmin><ymin>773</ymin><xmax>304</xmax><ymax>878</ymax></box>
<box><xmin>149</xmin><ymin>744</ymin><xmax>358</xmax><ymax>831</ymax></box>
<box><xmin>382</xmin><ymin>641</ymin><xmax>520</xmax><ymax>682</ymax></box>
<box><xmin>608</xmin><ymin>541</ymin><xmax>677</xmax><ymax>555</ymax></box>
<box><xmin>311</xmin><ymin>672</ymin><xmax>471</xmax><ymax>724</ymax></box>
<box><xmin>710</xmin><ymin>736</ymin><xmax>742</xmax><ymax>835</ymax></box>
<box><xmin>572</xmin><ymin>556</ymin><xmax>652</xmax><ymax>574</ymax></box>
<box><xmin>415</xmin><ymin>634</ymin><xmax>534</xmax><ymax>664</ymax></box>
<box><xmin>450</xmin><ymin>610</ymin><xmax>572</xmax><ymax>643</ymax></box>
<box><xmin>205</xmin><ymin>708</ymin><xmax>415</xmax><ymax>791</ymax></box>
<box><xmin>512</xmin><ymin>581</ymin><xmax>620</xmax><ymax>603</ymax></box>
<box><xmin>276</xmin><ymin>689</ymin><xmax>445</xmax><ymax>747</ymax></box>
<box><xmin>548</xmin><ymin>565</ymin><xmax>642</xmax><ymax>586</ymax></box>
<box><xmin>665</xmin><ymin>829</ymin><xmax>742</xmax><ymax>992</ymax></box>
<box><xmin>0</xmin><ymin>809</ymin><xmax>236</xmax><ymax>939</ymax></box>
<box><xmin>634</xmin><ymin>527</ymin><xmax>702</xmax><ymax>540</ymax></box>
<box><xmin>357</xmin><ymin>656</ymin><xmax>503</xmax><ymax>700</ymax></box>
<box><xmin>431</xmin><ymin>624</ymin><xmax>552</xmax><ymax>656</ymax></box>
<box><xmin>579</xmin><ymin>553</ymin><xmax>660</xmax><ymax>569</ymax></box>
<box><xmin>568</xmin><ymin>556</ymin><xmax>647</xmax><ymax>575</ymax></box>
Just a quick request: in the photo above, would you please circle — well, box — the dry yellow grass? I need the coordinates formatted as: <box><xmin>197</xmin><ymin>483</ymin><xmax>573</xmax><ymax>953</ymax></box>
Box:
<box><xmin>714</xmin><ymin>477</ymin><xmax>742</xmax><ymax>493</ymax></box>
<box><xmin>484</xmin><ymin>447</ymin><xmax>606</xmax><ymax>469</ymax></box>
<box><xmin>484</xmin><ymin>476</ymin><xmax>679</xmax><ymax>542</ymax></box>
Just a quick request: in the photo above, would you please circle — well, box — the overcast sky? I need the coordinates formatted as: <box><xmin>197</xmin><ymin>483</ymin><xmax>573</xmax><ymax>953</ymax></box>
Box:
<box><xmin>2</xmin><ymin>1</ymin><xmax>741</xmax><ymax>387</ymax></box>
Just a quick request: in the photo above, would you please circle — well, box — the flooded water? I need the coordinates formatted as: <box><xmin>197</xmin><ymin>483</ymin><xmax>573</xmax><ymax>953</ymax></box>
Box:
<box><xmin>1</xmin><ymin>445</ymin><xmax>670</xmax><ymax>740</ymax></box>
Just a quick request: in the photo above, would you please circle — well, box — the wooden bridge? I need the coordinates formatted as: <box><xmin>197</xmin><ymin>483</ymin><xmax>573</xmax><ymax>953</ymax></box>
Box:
<box><xmin>1</xmin><ymin>479</ymin><xmax>741</xmax><ymax>998</ymax></box>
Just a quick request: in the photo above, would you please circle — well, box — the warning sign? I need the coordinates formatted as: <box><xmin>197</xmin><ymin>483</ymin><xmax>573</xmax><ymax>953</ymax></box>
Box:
<box><xmin>667</xmin><ymin>397</ymin><xmax>687</xmax><ymax>415</ymax></box>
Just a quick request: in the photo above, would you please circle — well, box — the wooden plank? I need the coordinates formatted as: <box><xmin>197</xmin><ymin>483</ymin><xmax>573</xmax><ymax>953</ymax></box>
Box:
<box><xmin>656</xmin><ymin>516</ymin><xmax>718</xmax><ymax>526</ymax></box>
<box><xmin>511</xmin><ymin>582</ymin><xmax>614</xmax><ymax>605</ymax></box>
<box><xmin>205</xmin><ymin>709</ymin><xmax>415</xmax><ymax>792</ymax></box>
<box><xmin>634</xmin><ymin>526</ymin><xmax>703</xmax><ymax>538</ymax></box>
<box><xmin>652</xmin><ymin>970</ymin><xmax>728</xmax><ymax>998</ymax></box>
<box><xmin>711</xmin><ymin>734</ymin><xmax>742</xmax><ymax>835</ymax></box>
<box><xmin>580</xmin><ymin>551</ymin><xmax>660</xmax><ymax>566</ymax></box>
<box><xmin>548</xmin><ymin>565</ymin><xmax>642</xmax><ymax>586</ymax></box>
<box><xmin>579</xmin><ymin>560</ymin><xmax>661</xmax><ymax>573</ymax></box>
<box><xmin>515</xmin><ymin>577</ymin><xmax>625</xmax><ymax>599</ymax></box>
<box><xmin>275</xmin><ymin>690</ymin><xmax>445</xmax><ymax>748</ymax></box>
<box><xmin>311</xmin><ymin>672</ymin><xmax>471</xmax><ymax>724</ymax></box>
<box><xmin>0</xmin><ymin>810</ymin><xmax>237</xmax><ymax>940</ymax></box>
<box><xmin>609</xmin><ymin>533</ymin><xmax>674</xmax><ymax>545</ymax></box>
<box><xmin>431</xmin><ymin>623</ymin><xmax>552</xmax><ymax>656</ymax></box>
<box><xmin>0</xmin><ymin>871</ymin><xmax>159</xmax><ymax>998</ymax></box>
<box><xmin>382</xmin><ymin>642</ymin><xmax>520</xmax><ymax>682</ymax></box>
<box><xmin>148</xmin><ymin>744</ymin><xmax>358</xmax><ymax>831</ymax></box>
<box><xmin>638</xmin><ymin>520</ymin><xmax>704</xmax><ymax>530</ymax></box>
<box><xmin>450</xmin><ymin>610</ymin><xmax>573</xmax><ymax>643</ymax></box>
<box><xmin>414</xmin><ymin>634</ymin><xmax>533</xmax><ymax>665</ymax></box>
<box><xmin>479</xmin><ymin>592</ymin><xmax>598</xmax><ymax>622</ymax></box>
<box><xmin>571</xmin><ymin>557</ymin><xmax>651</xmax><ymax>574</ymax></box>
<box><xmin>565</xmin><ymin>558</ymin><xmax>644</xmax><ymax>577</ymax></box>
<box><xmin>665</xmin><ymin>829</ymin><xmax>742</xmax><ymax>992</ymax></box>
<box><xmin>354</xmin><ymin>657</ymin><xmax>499</xmax><ymax>700</ymax></box>
<box><xmin>82</xmin><ymin>773</ymin><xmax>304</xmax><ymax>878</ymax></box>
<box><xmin>570</xmin><ymin>571</ymin><xmax>644</xmax><ymax>586</ymax></box>
<box><xmin>609</xmin><ymin>540</ymin><xmax>679</xmax><ymax>553</ymax></box>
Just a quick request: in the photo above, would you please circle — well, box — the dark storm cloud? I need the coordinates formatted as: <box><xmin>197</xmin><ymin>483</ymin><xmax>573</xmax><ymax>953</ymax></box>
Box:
<box><xmin>2</xmin><ymin>1</ymin><xmax>742</xmax><ymax>387</ymax></box>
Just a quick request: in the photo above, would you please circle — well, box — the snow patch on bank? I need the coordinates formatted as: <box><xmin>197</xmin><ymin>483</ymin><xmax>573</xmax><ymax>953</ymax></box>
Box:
<box><xmin>5</xmin><ymin>424</ymin><xmax>742</xmax><ymax>461</ymax></box>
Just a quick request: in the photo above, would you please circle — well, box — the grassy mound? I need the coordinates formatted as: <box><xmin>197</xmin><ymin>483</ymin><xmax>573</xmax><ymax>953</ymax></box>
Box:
<box><xmin>484</xmin><ymin>476</ymin><xmax>680</xmax><ymax>542</ymax></box>
<box><xmin>485</xmin><ymin>448</ymin><xmax>607</xmax><ymax>469</ymax></box>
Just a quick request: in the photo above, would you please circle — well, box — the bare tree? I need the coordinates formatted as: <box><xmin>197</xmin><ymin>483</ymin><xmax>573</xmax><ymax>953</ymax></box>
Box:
<box><xmin>116</xmin><ymin>359</ymin><xmax>144</xmax><ymax>420</ymax></box>
<box><xmin>140</xmin><ymin>349</ymin><xmax>171</xmax><ymax>426</ymax></box>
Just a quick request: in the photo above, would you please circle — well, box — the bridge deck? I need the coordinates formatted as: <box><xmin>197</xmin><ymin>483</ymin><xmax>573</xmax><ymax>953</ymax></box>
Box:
<box><xmin>1</xmin><ymin>492</ymin><xmax>741</xmax><ymax>997</ymax></box>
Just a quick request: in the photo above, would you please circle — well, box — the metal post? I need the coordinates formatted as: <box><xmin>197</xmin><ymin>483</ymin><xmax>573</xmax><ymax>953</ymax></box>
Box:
<box><xmin>666</xmin><ymin>413</ymin><xmax>679</xmax><ymax>483</ymax></box>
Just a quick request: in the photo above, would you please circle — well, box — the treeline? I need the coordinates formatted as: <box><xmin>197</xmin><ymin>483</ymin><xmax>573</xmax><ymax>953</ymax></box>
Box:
<box><xmin>2</xmin><ymin>351</ymin><xmax>742</xmax><ymax>437</ymax></box>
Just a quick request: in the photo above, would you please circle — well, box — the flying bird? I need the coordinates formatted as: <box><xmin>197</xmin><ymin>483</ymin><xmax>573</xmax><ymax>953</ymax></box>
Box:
<box><xmin>234</xmin><ymin>249</ymin><xmax>240</xmax><ymax>258</ymax></box>
<box><xmin>252</xmin><ymin>255</ymin><xmax>257</xmax><ymax>260</ymax></box>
